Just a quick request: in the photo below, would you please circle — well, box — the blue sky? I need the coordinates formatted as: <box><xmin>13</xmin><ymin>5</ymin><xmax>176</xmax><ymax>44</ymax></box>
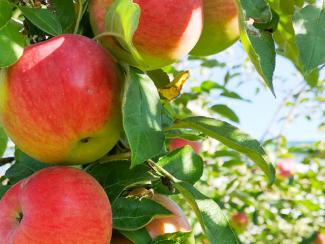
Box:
<box><xmin>181</xmin><ymin>42</ymin><xmax>325</xmax><ymax>142</ymax></box>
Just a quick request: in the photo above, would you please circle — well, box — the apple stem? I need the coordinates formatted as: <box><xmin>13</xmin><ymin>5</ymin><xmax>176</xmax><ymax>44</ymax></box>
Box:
<box><xmin>73</xmin><ymin>0</ymin><xmax>83</xmax><ymax>34</ymax></box>
<box><xmin>16</xmin><ymin>212</ymin><xmax>23</xmax><ymax>223</ymax></box>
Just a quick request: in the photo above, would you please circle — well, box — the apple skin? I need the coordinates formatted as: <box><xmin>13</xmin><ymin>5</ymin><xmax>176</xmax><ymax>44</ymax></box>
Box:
<box><xmin>0</xmin><ymin>167</ymin><xmax>112</xmax><ymax>244</ymax></box>
<box><xmin>276</xmin><ymin>159</ymin><xmax>294</xmax><ymax>178</ymax></box>
<box><xmin>146</xmin><ymin>194</ymin><xmax>192</xmax><ymax>240</ymax></box>
<box><xmin>314</xmin><ymin>232</ymin><xmax>325</xmax><ymax>244</ymax></box>
<box><xmin>169</xmin><ymin>138</ymin><xmax>201</xmax><ymax>154</ymax></box>
<box><xmin>89</xmin><ymin>0</ymin><xmax>203</xmax><ymax>70</ymax></box>
<box><xmin>231</xmin><ymin>212</ymin><xmax>248</xmax><ymax>232</ymax></box>
<box><xmin>0</xmin><ymin>34</ymin><xmax>122</xmax><ymax>164</ymax></box>
<box><xmin>190</xmin><ymin>0</ymin><xmax>239</xmax><ymax>56</ymax></box>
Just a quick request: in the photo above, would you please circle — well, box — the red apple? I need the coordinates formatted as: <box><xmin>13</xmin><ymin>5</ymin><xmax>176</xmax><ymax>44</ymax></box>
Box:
<box><xmin>314</xmin><ymin>232</ymin><xmax>325</xmax><ymax>244</ymax></box>
<box><xmin>0</xmin><ymin>167</ymin><xmax>112</xmax><ymax>243</ymax></box>
<box><xmin>0</xmin><ymin>34</ymin><xmax>122</xmax><ymax>164</ymax></box>
<box><xmin>146</xmin><ymin>194</ymin><xmax>192</xmax><ymax>240</ymax></box>
<box><xmin>169</xmin><ymin>138</ymin><xmax>201</xmax><ymax>154</ymax></box>
<box><xmin>231</xmin><ymin>212</ymin><xmax>248</xmax><ymax>232</ymax></box>
<box><xmin>190</xmin><ymin>0</ymin><xmax>239</xmax><ymax>56</ymax></box>
<box><xmin>276</xmin><ymin>159</ymin><xmax>294</xmax><ymax>178</ymax></box>
<box><xmin>89</xmin><ymin>0</ymin><xmax>203</xmax><ymax>70</ymax></box>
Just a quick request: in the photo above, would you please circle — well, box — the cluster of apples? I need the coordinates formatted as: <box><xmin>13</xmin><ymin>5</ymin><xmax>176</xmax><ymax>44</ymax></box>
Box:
<box><xmin>0</xmin><ymin>0</ymin><xmax>239</xmax><ymax>243</ymax></box>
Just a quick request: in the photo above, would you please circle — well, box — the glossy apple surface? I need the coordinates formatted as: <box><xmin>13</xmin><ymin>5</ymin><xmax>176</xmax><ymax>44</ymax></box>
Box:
<box><xmin>169</xmin><ymin>138</ymin><xmax>201</xmax><ymax>154</ymax></box>
<box><xmin>191</xmin><ymin>0</ymin><xmax>239</xmax><ymax>56</ymax></box>
<box><xmin>0</xmin><ymin>167</ymin><xmax>112</xmax><ymax>244</ymax></box>
<box><xmin>146</xmin><ymin>194</ymin><xmax>192</xmax><ymax>240</ymax></box>
<box><xmin>0</xmin><ymin>34</ymin><xmax>122</xmax><ymax>164</ymax></box>
<box><xmin>89</xmin><ymin>0</ymin><xmax>203</xmax><ymax>70</ymax></box>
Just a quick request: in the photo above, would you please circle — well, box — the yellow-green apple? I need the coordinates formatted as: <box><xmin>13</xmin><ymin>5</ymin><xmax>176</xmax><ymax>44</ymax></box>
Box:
<box><xmin>314</xmin><ymin>232</ymin><xmax>325</xmax><ymax>244</ymax></box>
<box><xmin>0</xmin><ymin>34</ymin><xmax>122</xmax><ymax>164</ymax></box>
<box><xmin>169</xmin><ymin>138</ymin><xmax>201</xmax><ymax>154</ymax></box>
<box><xmin>231</xmin><ymin>212</ymin><xmax>248</xmax><ymax>232</ymax></box>
<box><xmin>146</xmin><ymin>194</ymin><xmax>192</xmax><ymax>240</ymax></box>
<box><xmin>0</xmin><ymin>167</ymin><xmax>112</xmax><ymax>243</ymax></box>
<box><xmin>276</xmin><ymin>159</ymin><xmax>295</xmax><ymax>178</ymax></box>
<box><xmin>89</xmin><ymin>0</ymin><xmax>203</xmax><ymax>70</ymax></box>
<box><xmin>190</xmin><ymin>0</ymin><xmax>239</xmax><ymax>56</ymax></box>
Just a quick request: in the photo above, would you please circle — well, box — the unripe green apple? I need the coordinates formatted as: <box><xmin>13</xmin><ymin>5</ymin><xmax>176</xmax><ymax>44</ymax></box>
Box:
<box><xmin>89</xmin><ymin>0</ymin><xmax>203</xmax><ymax>70</ymax></box>
<box><xmin>0</xmin><ymin>167</ymin><xmax>112</xmax><ymax>243</ymax></box>
<box><xmin>0</xmin><ymin>34</ymin><xmax>122</xmax><ymax>164</ymax></box>
<box><xmin>190</xmin><ymin>0</ymin><xmax>240</xmax><ymax>56</ymax></box>
<box><xmin>169</xmin><ymin>138</ymin><xmax>202</xmax><ymax>154</ymax></box>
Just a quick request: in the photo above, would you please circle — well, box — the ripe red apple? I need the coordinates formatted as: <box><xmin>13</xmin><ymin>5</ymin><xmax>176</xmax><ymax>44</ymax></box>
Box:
<box><xmin>169</xmin><ymin>138</ymin><xmax>201</xmax><ymax>154</ymax></box>
<box><xmin>190</xmin><ymin>0</ymin><xmax>240</xmax><ymax>56</ymax></box>
<box><xmin>146</xmin><ymin>194</ymin><xmax>192</xmax><ymax>240</ymax></box>
<box><xmin>0</xmin><ymin>167</ymin><xmax>112</xmax><ymax>243</ymax></box>
<box><xmin>0</xmin><ymin>34</ymin><xmax>122</xmax><ymax>164</ymax></box>
<box><xmin>89</xmin><ymin>0</ymin><xmax>203</xmax><ymax>70</ymax></box>
<box><xmin>231</xmin><ymin>212</ymin><xmax>248</xmax><ymax>232</ymax></box>
<box><xmin>276</xmin><ymin>159</ymin><xmax>294</xmax><ymax>178</ymax></box>
<box><xmin>314</xmin><ymin>232</ymin><xmax>325</xmax><ymax>244</ymax></box>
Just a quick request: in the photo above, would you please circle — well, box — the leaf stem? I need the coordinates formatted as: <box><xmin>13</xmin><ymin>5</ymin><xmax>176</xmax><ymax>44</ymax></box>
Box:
<box><xmin>73</xmin><ymin>0</ymin><xmax>83</xmax><ymax>34</ymax></box>
<box><xmin>147</xmin><ymin>159</ymin><xmax>179</xmax><ymax>183</ymax></box>
<box><xmin>99</xmin><ymin>152</ymin><xmax>132</xmax><ymax>164</ymax></box>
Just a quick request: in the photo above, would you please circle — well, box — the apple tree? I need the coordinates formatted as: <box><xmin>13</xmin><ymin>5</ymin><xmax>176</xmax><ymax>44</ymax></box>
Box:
<box><xmin>0</xmin><ymin>0</ymin><xmax>324</xmax><ymax>243</ymax></box>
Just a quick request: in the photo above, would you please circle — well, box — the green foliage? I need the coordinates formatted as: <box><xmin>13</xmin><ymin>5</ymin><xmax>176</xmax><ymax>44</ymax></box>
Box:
<box><xmin>87</xmin><ymin>160</ymin><xmax>156</xmax><ymax>203</ymax></box>
<box><xmin>19</xmin><ymin>6</ymin><xmax>62</xmax><ymax>36</ymax></box>
<box><xmin>0</xmin><ymin>22</ymin><xmax>26</xmax><ymax>67</ymax></box>
<box><xmin>112</xmin><ymin>197</ymin><xmax>172</xmax><ymax>230</ymax></box>
<box><xmin>123</xmin><ymin>69</ymin><xmax>165</xmax><ymax>167</ymax></box>
<box><xmin>0</xmin><ymin>0</ymin><xmax>324</xmax><ymax>242</ymax></box>
<box><xmin>173</xmin><ymin>116</ymin><xmax>275</xmax><ymax>183</ymax></box>
<box><xmin>236</xmin><ymin>0</ymin><xmax>276</xmax><ymax>95</ymax></box>
<box><xmin>293</xmin><ymin>5</ymin><xmax>325</xmax><ymax>73</ymax></box>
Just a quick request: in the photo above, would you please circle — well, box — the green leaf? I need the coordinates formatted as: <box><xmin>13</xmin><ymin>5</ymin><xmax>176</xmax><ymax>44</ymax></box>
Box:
<box><xmin>0</xmin><ymin>126</ymin><xmax>7</xmax><ymax>157</ymax></box>
<box><xmin>174</xmin><ymin>182</ymin><xmax>239</xmax><ymax>244</ymax></box>
<box><xmin>173</xmin><ymin>116</ymin><xmax>275</xmax><ymax>184</ymax></box>
<box><xmin>5</xmin><ymin>149</ymin><xmax>48</xmax><ymax>185</ymax></box>
<box><xmin>293</xmin><ymin>5</ymin><xmax>325</xmax><ymax>73</ymax></box>
<box><xmin>157</xmin><ymin>146</ymin><xmax>203</xmax><ymax>184</ymax></box>
<box><xmin>147</xmin><ymin>69</ymin><xmax>170</xmax><ymax>89</ymax></box>
<box><xmin>240</xmin><ymin>0</ymin><xmax>272</xmax><ymax>23</ymax></box>
<box><xmin>120</xmin><ymin>229</ymin><xmax>152</xmax><ymax>244</ymax></box>
<box><xmin>112</xmin><ymin>197</ymin><xmax>172</xmax><ymax>230</ymax></box>
<box><xmin>104</xmin><ymin>0</ymin><xmax>143</xmax><ymax>66</ymax></box>
<box><xmin>0</xmin><ymin>185</ymin><xmax>10</xmax><ymax>199</ymax></box>
<box><xmin>87</xmin><ymin>160</ymin><xmax>156</xmax><ymax>203</ymax></box>
<box><xmin>210</xmin><ymin>104</ymin><xmax>240</xmax><ymax>123</ymax></box>
<box><xmin>50</xmin><ymin>0</ymin><xmax>76</xmax><ymax>32</ymax></box>
<box><xmin>153</xmin><ymin>232</ymin><xmax>194</xmax><ymax>244</ymax></box>
<box><xmin>122</xmin><ymin>69</ymin><xmax>165</xmax><ymax>167</ymax></box>
<box><xmin>19</xmin><ymin>6</ymin><xmax>62</xmax><ymax>36</ymax></box>
<box><xmin>0</xmin><ymin>0</ymin><xmax>12</xmax><ymax>28</ymax></box>
<box><xmin>236</xmin><ymin>0</ymin><xmax>276</xmax><ymax>95</ymax></box>
<box><xmin>0</xmin><ymin>22</ymin><xmax>26</xmax><ymax>68</ymax></box>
